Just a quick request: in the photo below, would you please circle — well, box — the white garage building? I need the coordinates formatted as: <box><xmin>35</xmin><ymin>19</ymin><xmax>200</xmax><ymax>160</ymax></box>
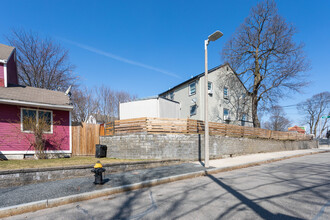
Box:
<box><xmin>119</xmin><ymin>97</ymin><xmax>180</xmax><ymax>120</ymax></box>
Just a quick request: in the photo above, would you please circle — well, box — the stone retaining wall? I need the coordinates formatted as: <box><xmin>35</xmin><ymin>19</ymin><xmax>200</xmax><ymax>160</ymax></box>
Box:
<box><xmin>101</xmin><ymin>133</ymin><xmax>318</xmax><ymax>160</ymax></box>
<box><xmin>0</xmin><ymin>159</ymin><xmax>180</xmax><ymax>188</ymax></box>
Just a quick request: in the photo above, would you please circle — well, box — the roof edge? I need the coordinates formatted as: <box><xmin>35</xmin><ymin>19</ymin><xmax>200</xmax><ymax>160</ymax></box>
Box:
<box><xmin>0</xmin><ymin>98</ymin><xmax>73</xmax><ymax>110</ymax></box>
<box><xmin>159</xmin><ymin>63</ymin><xmax>228</xmax><ymax>96</ymax></box>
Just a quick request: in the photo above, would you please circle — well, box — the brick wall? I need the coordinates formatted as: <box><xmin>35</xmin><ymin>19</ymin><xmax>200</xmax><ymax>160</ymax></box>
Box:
<box><xmin>100</xmin><ymin>133</ymin><xmax>318</xmax><ymax>160</ymax></box>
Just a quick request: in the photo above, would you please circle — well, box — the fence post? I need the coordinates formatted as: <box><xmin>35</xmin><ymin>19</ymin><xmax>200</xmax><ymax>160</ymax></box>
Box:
<box><xmin>99</xmin><ymin>124</ymin><xmax>105</xmax><ymax>136</ymax></box>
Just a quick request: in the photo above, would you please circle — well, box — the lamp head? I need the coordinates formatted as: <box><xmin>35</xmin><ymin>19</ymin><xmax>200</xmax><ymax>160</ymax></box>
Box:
<box><xmin>208</xmin><ymin>30</ymin><xmax>223</xmax><ymax>42</ymax></box>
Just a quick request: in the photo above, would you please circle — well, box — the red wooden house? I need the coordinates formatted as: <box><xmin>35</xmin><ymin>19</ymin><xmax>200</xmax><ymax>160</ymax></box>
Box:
<box><xmin>0</xmin><ymin>43</ymin><xmax>73</xmax><ymax>159</ymax></box>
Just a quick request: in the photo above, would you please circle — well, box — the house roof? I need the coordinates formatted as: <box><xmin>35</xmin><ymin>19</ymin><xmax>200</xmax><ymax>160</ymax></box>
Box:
<box><xmin>0</xmin><ymin>44</ymin><xmax>15</xmax><ymax>62</ymax></box>
<box><xmin>0</xmin><ymin>85</ymin><xmax>73</xmax><ymax>110</ymax></box>
<box><xmin>288</xmin><ymin>125</ymin><xmax>305</xmax><ymax>133</ymax></box>
<box><xmin>159</xmin><ymin>63</ymin><xmax>250</xmax><ymax>96</ymax></box>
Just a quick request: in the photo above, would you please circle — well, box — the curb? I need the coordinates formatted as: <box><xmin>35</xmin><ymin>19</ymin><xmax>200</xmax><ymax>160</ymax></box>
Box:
<box><xmin>1</xmin><ymin>149</ymin><xmax>329</xmax><ymax>218</ymax></box>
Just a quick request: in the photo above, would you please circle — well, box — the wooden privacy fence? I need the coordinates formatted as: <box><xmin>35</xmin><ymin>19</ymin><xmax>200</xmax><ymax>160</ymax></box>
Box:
<box><xmin>101</xmin><ymin>117</ymin><xmax>312</xmax><ymax>141</ymax></box>
<box><xmin>72</xmin><ymin>123</ymin><xmax>100</xmax><ymax>156</ymax></box>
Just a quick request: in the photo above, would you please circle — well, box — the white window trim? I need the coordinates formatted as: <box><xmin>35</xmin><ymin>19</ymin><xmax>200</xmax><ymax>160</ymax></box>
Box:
<box><xmin>189</xmin><ymin>82</ymin><xmax>196</xmax><ymax>96</ymax></box>
<box><xmin>21</xmin><ymin>108</ymin><xmax>53</xmax><ymax>134</ymax></box>
<box><xmin>224</xmin><ymin>86</ymin><xmax>229</xmax><ymax>99</ymax></box>
<box><xmin>223</xmin><ymin>108</ymin><xmax>230</xmax><ymax>121</ymax></box>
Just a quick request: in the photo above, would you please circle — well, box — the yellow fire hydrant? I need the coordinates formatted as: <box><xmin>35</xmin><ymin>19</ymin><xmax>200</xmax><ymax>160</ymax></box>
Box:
<box><xmin>91</xmin><ymin>161</ymin><xmax>106</xmax><ymax>184</ymax></box>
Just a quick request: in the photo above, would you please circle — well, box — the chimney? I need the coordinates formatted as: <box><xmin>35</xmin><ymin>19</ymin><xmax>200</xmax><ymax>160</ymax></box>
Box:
<box><xmin>0</xmin><ymin>44</ymin><xmax>18</xmax><ymax>87</ymax></box>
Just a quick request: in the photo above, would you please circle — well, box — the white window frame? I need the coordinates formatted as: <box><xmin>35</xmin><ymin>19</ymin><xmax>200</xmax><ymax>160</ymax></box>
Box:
<box><xmin>189</xmin><ymin>82</ymin><xmax>196</xmax><ymax>96</ymax></box>
<box><xmin>223</xmin><ymin>108</ymin><xmax>229</xmax><ymax>120</ymax></box>
<box><xmin>21</xmin><ymin>108</ymin><xmax>53</xmax><ymax>134</ymax></box>
<box><xmin>190</xmin><ymin>105</ymin><xmax>197</xmax><ymax>116</ymax></box>
<box><xmin>224</xmin><ymin>87</ymin><xmax>229</xmax><ymax>99</ymax></box>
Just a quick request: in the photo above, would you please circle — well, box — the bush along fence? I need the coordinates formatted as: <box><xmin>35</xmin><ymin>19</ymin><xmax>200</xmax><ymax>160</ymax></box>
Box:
<box><xmin>100</xmin><ymin>117</ymin><xmax>312</xmax><ymax>141</ymax></box>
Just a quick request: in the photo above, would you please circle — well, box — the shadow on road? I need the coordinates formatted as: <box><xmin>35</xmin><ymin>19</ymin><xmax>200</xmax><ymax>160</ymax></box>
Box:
<box><xmin>206</xmin><ymin>173</ymin><xmax>304</xmax><ymax>220</ymax></box>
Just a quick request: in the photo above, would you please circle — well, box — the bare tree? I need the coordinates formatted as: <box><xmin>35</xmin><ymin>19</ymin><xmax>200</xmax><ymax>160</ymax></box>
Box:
<box><xmin>95</xmin><ymin>85</ymin><xmax>116</xmax><ymax>123</ymax></box>
<box><xmin>263</xmin><ymin>105</ymin><xmax>291</xmax><ymax>131</ymax></box>
<box><xmin>6</xmin><ymin>29</ymin><xmax>77</xmax><ymax>90</ymax></box>
<box><xmin>70</xmin><ymin>85</ymin><xmax>136</xmax><ymax>124</ymax></box>
<box><xmin>222</xmin><ymin>0</ymin><xmax>309</xmax><ymax>127</ymax></box>
<box><xmin>297</xmin><ymin>92</ymin><xmax>330</xmax><ymax>138</ymax></box>
<box><xmin>95</xmin><ymin>85</ymin><xmax>136</xmax><ymax>123</ymax></box>
<box><xmin>71</xmin><ymin>87</ymin><xmax>98</xmax><ymax>123</ymax></box>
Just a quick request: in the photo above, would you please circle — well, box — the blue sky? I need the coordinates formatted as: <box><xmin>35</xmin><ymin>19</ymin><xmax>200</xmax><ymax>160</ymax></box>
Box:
<box><xmin>1</xmin><ymin>0</ymin><xmax>329</xmax><ymax>125</ymax></box>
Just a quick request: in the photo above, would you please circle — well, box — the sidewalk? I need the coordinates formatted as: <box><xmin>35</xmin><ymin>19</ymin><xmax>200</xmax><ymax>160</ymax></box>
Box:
<box><xmin>1</xmin><ymin>148</ymin><xmax>330</xmax><ymax>218</ymax></box>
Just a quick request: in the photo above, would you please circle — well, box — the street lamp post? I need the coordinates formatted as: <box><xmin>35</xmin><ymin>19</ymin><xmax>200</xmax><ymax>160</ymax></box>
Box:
<box><xmin>204</xmin><ymin>30</ymin><xmax>223</xmax><ymax>168</ymax></box>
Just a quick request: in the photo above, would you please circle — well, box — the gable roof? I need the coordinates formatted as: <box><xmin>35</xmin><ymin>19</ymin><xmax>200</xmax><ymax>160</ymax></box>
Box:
<box><xmin>0</xmin><ymin>44</ymin><xmax>15</xmax><ymax>63</ymax></box>
<box><xmin>159</xmin><ymin>63</ymin><xmax>250</xmax><ymax>96</ymax></box>
<box><xmin>288</xmin><ymin>125</ymin><xmax>305</xmax><ymax>134</ymax></box>
<box><xmin>0</xmin><ymin>85</ymin><xmax>73</xmax><ymax>110</ymax></box>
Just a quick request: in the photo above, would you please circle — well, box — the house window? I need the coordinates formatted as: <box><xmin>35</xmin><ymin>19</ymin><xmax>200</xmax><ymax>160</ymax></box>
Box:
<box><xmin>208</xmin><ymin>82</ymin><xmax>213</xmax><ymax>93</ymax></box>
<box><xmin>190</xmin><ymin>105</ymin><xmax>197</xmax><ymax>116</ymax></box>
<box><xmin>189</xmin><ymin>82</ymin><xmax>196</xmax><ymax>96</ymax></box>
<box><xmin>224</xmin><ymin>87</ymin><xmax>228</xmax><ymax>99</ymax></box>
<box><xmin>223</xmin><ymin>108</ymin><xmax>229</xmax><ymax>121</ymax></box>
<box><xmin>241</xmin><ymin>113</ymin><xmax>246</xmax><ymax>126</ymax></box>
<box><xmin>170</xmin><ymin>92</ymin><xmax>174</xmax><ymax>100</ymax></box>
<box><xmin>22</xmin><ymin>108</ymin><xmax>53</xmax><ymax>133</ymax></box>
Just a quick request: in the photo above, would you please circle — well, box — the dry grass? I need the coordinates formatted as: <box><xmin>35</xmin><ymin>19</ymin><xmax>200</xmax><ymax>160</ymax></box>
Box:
<box><xmin>0</xmin><ymin>157</ymin><xmax>147</xmax><ymax>171</ymax></box>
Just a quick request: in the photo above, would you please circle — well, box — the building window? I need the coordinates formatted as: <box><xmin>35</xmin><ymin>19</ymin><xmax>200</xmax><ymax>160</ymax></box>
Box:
<box><xmin>241</xmin><ymin>113</ymin><xmax>246</xmax><ymax>126</ymax></box>
<box><xmin>224</xmin><ymin>87</ymin><xmax>228</xmax><ymax>99</ymax></box>
<box><xmin>208</xmin><ymin>81</ymin><xmax>213</xmax><ymax>93</ymax></box>
<box><xmin>170</xmin><ymin>92</ymin><xmax>174</xmax><ymax>100</ymax></box>
<box><xmin>223</xmin><ymin>108</ymin><xmax>229</xmax><ymax>121</ymax></box>
<box><xmin>21</xmin><ymin>108</ymin><xmax>53</xmax><ymax>133</ymax></box>
<box><xmin>189</xmin><ymin>82</ymin><xmax>196</xmax><ymax>96</ymax></box>
<box><xmin>190</xmin><ymin>105</ymin><xmax>197</xmax><ymax>116</ymax></box>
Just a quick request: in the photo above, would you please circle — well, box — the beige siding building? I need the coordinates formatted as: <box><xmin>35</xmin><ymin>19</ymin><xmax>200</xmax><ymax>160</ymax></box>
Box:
<box><xmin>159</xmin><ymin>64</ymin><xmax>253</xmax><ymax>126</ymax></box>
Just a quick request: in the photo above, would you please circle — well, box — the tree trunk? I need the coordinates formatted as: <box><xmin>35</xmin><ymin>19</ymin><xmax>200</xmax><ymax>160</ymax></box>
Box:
<box><xmin>252</xmin><ymin>53</ymin><xmax>261</xmax><ymax>128</ymax></box>
<box><xmin>252</xmin><ymin>95</ymin><xmax>261</xmax><ymax>127</ymax></box>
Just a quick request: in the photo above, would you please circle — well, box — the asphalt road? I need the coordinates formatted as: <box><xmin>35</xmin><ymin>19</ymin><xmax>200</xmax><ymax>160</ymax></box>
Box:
<box><xmin>5</xmin><ymin>152</ymin><xmax>330</xmax><ymax>220</ymax></box>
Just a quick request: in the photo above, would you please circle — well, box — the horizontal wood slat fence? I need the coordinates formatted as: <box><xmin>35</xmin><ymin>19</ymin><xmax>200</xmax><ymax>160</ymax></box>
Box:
<box><xmin>72</xmin><ymin>123</ymin><xmax>100</xmax><ymax>156</ymax></box>
<box><xmin>101</xmin><ymin>117</ymin><xmax>312</xmax><ymax>141</ymax></box>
